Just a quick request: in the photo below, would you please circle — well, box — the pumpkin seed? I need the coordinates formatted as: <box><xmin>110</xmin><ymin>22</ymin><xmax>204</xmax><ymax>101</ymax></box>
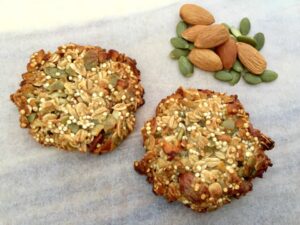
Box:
<box><xmin>254</xmin><ymin>32</ymin><xmax>265</xmax><ymax>50</ymax></box>
<box><xmin>83</xmin><ymin>50</ymin><xmax>99</xmax><ymax>70</ymax></box>
<box><xmin>109</xmin><ymin>73</ymin><xmax>119</xmax><ymax>87</ymax></box>
<box><xmin>178</xmin><ymin>56</ymin><xmax>194</xmax><ymax>77</ymax></box>
<box><xmin>222</xmin><ymin>118</ymin><xmax>235</xmax><ymax>130</ymax></box>
<box><xmin>169</xmin><ymin>49</ymin><xmax>189</xmax><ymax>59</ymax></box>
<box><xmin>170</xmin><ymin>37</ymin><xmax>189</xmax><ymax>49</ymax></box>
<box><xmin>27</xmin><ymin>113</ymin><xmax>36</xmax><ymax>123</ymax></box>
<box><xmin>230</xmin><ymin>27</ymin><xmax>242</xmax><ymax>38</ymax></box>
<box><xmin>233</xmin><ymin>60</ymin><xmax>243</xmax><ymax>72</ymax></box>
<box><xmin>261</xmin><ymin>70</ymin><xmax>278</xmax><ymax>82</ymax></box>
<box><xmin>103</xmin><ymin>115</ymin><xmax>117</xmax><ymax>132</ymax></box>
<box><xmin>237</xmin><ymin>35</ymin><xmax>257</xmax><ymax>47</ymax></box>
<box><xmin>222</xmin><ymin>23</ymin><xmax>230</xmax><ymax>30</ymax></box>
<box><xmin>230</xmin><ymin>34</ymin><xmax>237</xmax><ymax>40</ymax></box>
<box><xmin>239</xmin><ymin>17</ymin><xmax>251</xmax><ymax>35</ymax></box>
<box><xmin>48</xmin><ymin>80</ymin><xmax>65</xmax><ymax>91</ymax></box>
<box><xmin>60</xmin><ymin>116</ymin><xmax>69</xmax><ymax>124</ymax></box>
<box><xmin>229</xmin><ymin>70</ymin><xmax>241</xmax><ymax>85</ymax></box>
<box><xmin>188</xmin><ymin>43</ymin><xmax>195</xmax><ymax>50</ymax></box>
<box><xmin>68</xmin><ymin>123</ymin><xmax>79</xmax><ymax>134</ymax></box>
<box><xmin>214</xmin><ymin>70</ymin><xmax>233</xmax><ymax>81</ymax></box>
<box><xmin>242</xmin><ymin>72</ymin><xmax>262</xmax><ymax>85</ymax></box>
<box><xmin>177</xmin><ymin>127</ymin><xmax>185</xmax><ymax>140</ymax></box>
<box><xmin>44</xmin><ymin>67</ymin><xmax>66</xmax><ymax>77</ymax></box>
<box><xmin>176</xmin><ymin>21</ymin><xmax>188</xmax><ymax>38</ymax></box>
<box><xmin>65</xmin><ymin>66</ymin><xmax>77</xmax><ymax>76</ymax></box>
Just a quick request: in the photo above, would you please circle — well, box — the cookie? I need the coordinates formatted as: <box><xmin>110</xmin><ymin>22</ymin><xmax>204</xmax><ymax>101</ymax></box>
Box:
<box><xmin>134</xmin><ymin>87</ymin><xmax>274</xmax><ymax>212</ymax></box>
<box><xmin>11</xmin><ymin>43</ymin><xmax>144</xmax><ymax>154</ymax></box>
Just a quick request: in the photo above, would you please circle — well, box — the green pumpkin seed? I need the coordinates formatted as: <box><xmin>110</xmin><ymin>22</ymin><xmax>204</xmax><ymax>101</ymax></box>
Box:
<box><xmin>44</xmin><ymin>67</ymin><xmax>66</xmax><ymax>77</ymax></box>
<box><xmin>214</xmin><ymin>70</ymin><xmax>233</xmax><ymax>81</ymax></box>
<box><xmin>254</xmin><ymin>32</ymin><xmax>265</xmax><ymax>50</ymax></box>
<box><xmin>48</xmin><ymin>80</ymin><xmax>65</xmax><ymax>91</ymax></box>
<box><xmin>222</xmin><ymin>118</ymin><xmax>235</xmax><ymax>130</ymax></box>
<box><xmin>230</xmin><ymin>27</ymin><xmax>242</xmax><ymax>38</ymax></box>
<box><xmin>233</xmin><ymin>60</ymin><xmax>244</xmax><ymax>72</ymax></box>
<box><xmin>65</xmin><ymin>66</ymin><xmax>77</xmax><ymax>76</ymax></box>
<box><xmin>229</xmin><ymin>70</ymin><xmax>241</xmax><ymax>85</ymax></box>
<box><xmin>237</xmin><ymin>35</ymin><xmax>257</xmax><ymax>47</ymax></box>
<box><xmin>109</xmin><ymin>73</ymin><xmax>119</xmax><ymax>87</ymax></box>
<box><xmin>60</xmin><ymin>116</ymin><xmax>69</xmax><ymax>124</ymax></box>
<box><xmin>169</xmin><ymin>49</ymin><xmax>189</xmax><ymax>59</ymax></box>
<box><xmin>176</xmin><ymin>21</ymin><xmax>188</xmax><ymax>38</ymax></box>
<box><xmin>188</xmin><ymin>43</ymin><xmax>195</xmax><ymax>50</ymax></box>
<box><xmin>230</xmin><ymin>34</ymin><xmax>237</xmax><ymax>40</ymax></box>
<box><xmin>103</xmin><ymin>115</ymin><xmax>117</xmax><ymax>132</ymax></box>
<box><xmin>222</xmin><ymin>23</ymin><xmax>231</xmax><ymax>30</ymax></box>
<box><xmin>27</xmin><ymin>113</ymin><xmax>36</xmax><ymax>123</ymax></box>
<box><xmin>170</xmin><ymin>37</ymin><xmax>189</xmax><ymax>49</ymax></box>
<box><xmin>68</xmin><ymin>124</ymin><xmax>80</xmax><ymax>134</ymax></box>
<box><xmin>176</xmin><ymin>127</ymin><xmax>185</xmax><ymax>140</ymax></box>
<box><xmin>83</xmin><ymin>50</ymin><xmax>99</xmax><ymax>70</ymax></box>
<box><xmin>178</xmin><ymin>56</ymin><xmax>194</xmax><ymax>77</ymax></box>
<box><xmin>243</xmin><ymin>72</ymin><xmax>262</xmax><ymax>85</ymax></box>
<box><xmin>239</xmin><ymin>17</ymin><xmax>251</xmax><ymax>35</ymax></box>
<box><xmin>261</xmin><ymin>70</ymin><xmax>278</xmax><ymax>82</ymax></box>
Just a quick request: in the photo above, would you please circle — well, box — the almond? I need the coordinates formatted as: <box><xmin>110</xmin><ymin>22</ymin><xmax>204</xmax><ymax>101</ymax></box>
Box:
<box><xmin>182</xmin><ymin>25</ymin><xmax>206</xmax><ymax>42</ymax></box>
<box><xmin>216</xmin><ymin>37</ymin><xmax>237</xmax><ymax>69</ymax></box>
<box><xmin>194</xmin><ymin>24</ymin><xmax>229</xmax><ymax>48</ymax></box>
<box><xmin>188</xmin><ymin>48</ymin><xmax>223</xmax><ymax>72</ymax></box>
<box><xmin>236</xmin><ymin>42</ymin><xmax>267</xmax><ymax>74</ymax></box>
<box><xmin>180</xmin><ymin>4</ymin><xmax>215</xmax><ymax>25</ymax></box>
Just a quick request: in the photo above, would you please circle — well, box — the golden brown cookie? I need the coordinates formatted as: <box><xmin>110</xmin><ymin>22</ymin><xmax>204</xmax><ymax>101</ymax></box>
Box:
<box><xmin>134</xmin><ymin>87</ymin><xmax>274</xmax><ymax>212</ymax></box>
<box><xmin>11</xmin><ymin>43</ymin><xmax>144</xmax><ymax>154</ymax></box>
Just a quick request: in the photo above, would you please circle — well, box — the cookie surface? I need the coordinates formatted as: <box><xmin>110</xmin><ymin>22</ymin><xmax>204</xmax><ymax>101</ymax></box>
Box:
<box><xmin>134</xmin><ymin>87</ymin><xmax>274</xmax><ymax>212</ymax></box>
<box><xmin>11</xmin><ymin>43</ymin><xmax>144</xmax><ymax>153</ymax></box>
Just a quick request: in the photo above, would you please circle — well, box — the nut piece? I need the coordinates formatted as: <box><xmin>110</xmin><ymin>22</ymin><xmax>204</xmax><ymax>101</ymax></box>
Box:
<box><xmin>194</xmin><ymin>24</ymin><xmax>229</xmax><ymax>49</ymax></box>
<box><xmin>236</xmin><ymin>42</ymin><xmax>267</xmax><ymax>75</ymax></box>
<box><xmin>208</xmin><ymin>183</ymin><xmax>223</xmax><ymax>198</ymax></box>
<box><xmin>188</xmin><ymin>48</ymin><xmax>223</xmax><ymax>72</ymax></box>
<box><xmin>180</xmin><ymin>4</ymin><xmax>215</xmax><ymax>25</ymax></box>
<box><xmin>216</xmin><ymin>37</ymin><xmax>237</xmax><ymax>69</ymax></box>
<box><xmin>182</xmin><ymin>25</ymin><xmax>206</xmax><ymax>42</ymax></box>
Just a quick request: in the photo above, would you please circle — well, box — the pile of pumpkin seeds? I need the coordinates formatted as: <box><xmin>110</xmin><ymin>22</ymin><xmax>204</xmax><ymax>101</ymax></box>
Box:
<box><xmin>170</xmin><ymin>17</ymin><xmax>278</xmax><ymax>85</ymax></box>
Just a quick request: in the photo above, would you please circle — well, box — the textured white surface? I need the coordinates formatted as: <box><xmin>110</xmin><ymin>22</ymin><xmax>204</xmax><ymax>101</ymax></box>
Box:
<box><xmin>0</xmin><ymin>0</ymin><xmax>177</xmax><ymax>32</ymax></box>
<box><xmin>1</xmin><ymin>0</ymin><xmax>300</xmax><ymax>224</ymax></box>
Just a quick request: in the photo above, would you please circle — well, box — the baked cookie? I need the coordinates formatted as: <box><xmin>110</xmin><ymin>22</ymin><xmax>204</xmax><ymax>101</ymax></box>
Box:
<box><xmin>134</xmin><ymin>87</ymin><xmax>274</xmax><ymax>212</ymax></box>
<box><xmin>11</xmin><ymin>43</ymin><xmax>144</xmax><ymax>154</ymax></box>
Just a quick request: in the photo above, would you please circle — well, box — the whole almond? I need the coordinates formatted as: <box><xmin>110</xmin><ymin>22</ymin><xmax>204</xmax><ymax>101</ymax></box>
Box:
<box><xmin>194</xmin><ymin>24</ymin><xmax>229</xmax><ymax>48</ymax></box>
<box><xmin>182</xmin><ymin>25</ymin><xmax>206</xmax><ymax>42</ymax></box>
<box><xmin>236</xmin><ymin>42</ymin><xmax>267</xmax><ymax>74</ymax></box>
<box><xmin>188</xmin><ymin>48</ymin><xmax>223</xmax><ymax>72</ymax></box>
<box><xmin>180</xmin><ymin>4</ymin><xmax>215</xmax><ymax>25</ymax></box>
<box><xmin>216</xmin><ymin>37</ymin><xmax>237</xmax><ymax>69</ymax></box>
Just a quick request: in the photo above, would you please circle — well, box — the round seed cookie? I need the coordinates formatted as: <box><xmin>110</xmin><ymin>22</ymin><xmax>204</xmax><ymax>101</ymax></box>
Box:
<box><xmin>134</xmin><ymin>87</ymin><xmax>274</xmax><ymax>212</ymax></box>
<box><xmin>11</xmin><ymin>43</ymin><xmax>144</xmax><ymax>154</ymax></box>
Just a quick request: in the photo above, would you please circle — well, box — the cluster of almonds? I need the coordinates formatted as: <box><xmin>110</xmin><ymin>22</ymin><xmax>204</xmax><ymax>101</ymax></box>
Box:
<box><xmin>170</xmin><ymin>4</ymin><xmax>278</xmax><ymax>85</ymax></box>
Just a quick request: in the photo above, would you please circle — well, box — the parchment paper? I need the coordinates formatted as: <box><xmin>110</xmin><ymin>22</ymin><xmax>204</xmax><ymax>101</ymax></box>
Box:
<box><xmin>1</xmin><ymin>0</ymin><xmax>299</xmax><ymax>224</ymax></box>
